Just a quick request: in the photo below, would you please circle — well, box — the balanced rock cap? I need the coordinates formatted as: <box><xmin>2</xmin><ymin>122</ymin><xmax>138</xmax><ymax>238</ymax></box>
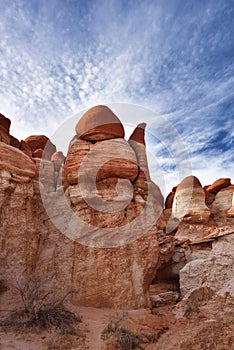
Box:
<box><xmin>75</xmin><ymin>105</ymin><xmax>125</xmax><ymax>141</ymax></box>
<box><xmin>206</xmin><ymin>178</ymin><xmax>231</xmax><ymax>194</ymax></box>
<box><xmin>129</xmin><ymin>123</ymin><xmax>146</xmax><ymax>145</ymax></box>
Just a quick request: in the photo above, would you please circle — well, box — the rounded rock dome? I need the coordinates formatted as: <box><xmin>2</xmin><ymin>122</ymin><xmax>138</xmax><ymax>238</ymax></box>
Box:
<box><xmin>75</xmin><ymin>105</ymin><xmax>125</xmax><ymax>141</ymax></box>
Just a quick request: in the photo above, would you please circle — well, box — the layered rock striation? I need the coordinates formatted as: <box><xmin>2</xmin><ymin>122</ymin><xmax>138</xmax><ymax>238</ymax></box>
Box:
<box><xmin>0</xmin><ymin>106</ymin><xmax>233</xmax><ymax>312</ymax></box>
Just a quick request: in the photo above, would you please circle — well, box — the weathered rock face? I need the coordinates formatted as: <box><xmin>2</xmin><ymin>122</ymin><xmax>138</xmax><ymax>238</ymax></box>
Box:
<box><xmin>64</xmin><ymin>138</ymin><xmax>139</xmax><ymax>185</ymax></box>
<box><xmin>75</xmin><ymin>105</ymin><xmax>125</xmax><ymax>141</ymax></box>
<box><xmin>227</xmin><ymin>193</ymin><xmax>234</xmax><ymax>217</ymax></box>
<box><xmin>172</xmin><ymin>176</ymin><xmax>210</xmax><ymax>224</ymax></box>
<box><xmin>180</xmin><ymin>232</ymin><xmax>234</xmax><ymax>300</ymax></box>
<box><xmin>211</xmin><ymin>185</ymin><xmax>234</xmax><ymax>216</ymax></box>
<box><xmin>19</xmin><ymin>140</ymin><xmax>32</xmax><ymax>158</ymax></box>
<box><xmin>24</xmin><ymin>135</ymin><xmax>56</xmax><ymax>160</ymax></box>
<box><xmin>0</xmin><ymin>143</ymin><xmax>36</xmax><ymax>179</ymax></box>
<box><xmin>69</xmin><ymin>233</ymin><xmax>159</xmax><ymax>308</ymax></box>
<box><xmin>0</xmin><ymin>113</ymin><xmax>11</xmax><ymax>144</ymax></box>
<box><xmin>9</xmin><ymin>135</ymin><xmax>20</xmax><ymax>149</ymax></box>
<box><xmin>165</xmin><ymin>186</ymin><xmax>177</xmax><ymax>209</ymax></box>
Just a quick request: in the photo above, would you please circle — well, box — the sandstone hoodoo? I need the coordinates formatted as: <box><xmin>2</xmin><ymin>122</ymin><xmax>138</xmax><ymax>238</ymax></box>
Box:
<box><xmin>75</xmin><ymin>105</ymin><xmax>125</xmax><ymax>141</ymax></box>
<box><xmin>172</xmin><ymin>176</ymin><xmax>210</xmax><ymax>224</ymax></box>
<box><xmin>62</xmin><ymin>106</ymin><xmax>163</xmax><ymax>308</ymax></box>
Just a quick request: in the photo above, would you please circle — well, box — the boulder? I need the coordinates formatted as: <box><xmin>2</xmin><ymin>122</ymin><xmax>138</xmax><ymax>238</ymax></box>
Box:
<box><xmin>211</xmin><ymin>185</ymin><xmax>234</xmax><ymax>216</ymax></box>
<box><xmin>172</xmin><ymin>176</ymin><xmax>210</xmax><ymax>223</ymax></box>
<box><xmin>24</xmin><ymin>135</ymin><xmax>56</xmax><ymax>160</ymax></box>
<box><xmin>206</xmin><ymin>178</ymin><xmax>231</xmax><ymax>194</ymax></box>
<box><xmin>180</xmin><ymin>233</ymin><xmax>234</xmax><ymax>300</ymax></box>
<box><xmin>75</xmin><ymin>105</ymin><xmax>125</xmax><ymax>141</ymax></box>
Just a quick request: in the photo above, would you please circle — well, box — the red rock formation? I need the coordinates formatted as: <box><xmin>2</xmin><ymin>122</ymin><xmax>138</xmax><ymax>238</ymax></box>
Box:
<box><xmin>9</xmin><ymin>135</ymin><xmax>20</xmax><ymax>149</ymax></box>
<box><xmin>0</xmin><ymin>107</ymin><xmax>233</xmax><ymax>316</ymax></box>
<box><xmin>0</xmin><ymin>142</ymin><xmax>36</xmax><ymax>179</ymax></box>
<box><xmin>33</xmin><ymin>148</ymin><xmax>44</xmax><ymax>158</ymax></box>
<box><xmin>165</xmin><ymin>186</ymin><xmax>177</xmax><ymax>209</ymax></box>
<box><xmin>19</xmin><ymin>140</ymin><xmax>32</xmax><ymax>158</ymax></box>
<box><xmin>61</xmin><ymin>107</ymin><xmax>163</xmax><ymax>308</ymax></box>
<box><xmin>211</xmin><ymin>184</ymin><xmax>234</xmax><ymax>218</ymax></box>
<box><xmin>64</xmin><ymin>138</ymin><xmax>138</xmax><ymax>185</ymax></box>
<box><xmin>75</xmin><ymin>105</ymin><xmax>125</xmax><ymax>141</ymax></box>
<box><xmin>0</xmin><ymin>113</ymin><xmax>11</xmax><ymax>133</ymax></box>
<box><xmin>24</xmin><ymin>135</ymin><xmax>56</xmax><ymax>160</ymax></box>
<box><xmin>172</xmin><ymin>176</ymin><xmax>210</xmax><ymax>224</ymax></box>
<box><xmin>129</xmin><ymin>122</ymin><xmax>146</xmax><ymax>145</ymax></box>
<box><xmin>206</xmin><ymin>178</ymin><xmax>231</xmax><ymax>194</ymax></box>
<box><xmin>128</xmin><ymin>123</ymin><xmax>150</xmax><ymax>182</ymax></box>
<box><xmin>0</xmin><ymin>113</ymin><xmax>11</xmax><ymax>144</ymax></box>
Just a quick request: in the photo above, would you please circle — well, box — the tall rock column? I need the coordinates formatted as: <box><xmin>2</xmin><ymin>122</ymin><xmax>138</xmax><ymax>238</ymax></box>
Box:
<box><xmin>62</xmin><ymin>105</ymin><xmax>162</xmax><ymax>308</ymax></box>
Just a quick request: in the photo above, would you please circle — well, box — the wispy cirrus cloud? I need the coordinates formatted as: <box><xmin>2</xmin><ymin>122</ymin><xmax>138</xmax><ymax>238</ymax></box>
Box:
<box><xmin>0</xmin><ymin>0</ymin><xmax>233</xmax><ymax>192</ymax></box>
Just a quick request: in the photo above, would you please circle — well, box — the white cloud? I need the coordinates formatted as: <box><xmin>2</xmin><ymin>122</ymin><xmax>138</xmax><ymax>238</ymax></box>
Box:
<box><xmin>0</xmin><ymin>0</ymin><xmax>233</xmax><ymax>194</ymax></box>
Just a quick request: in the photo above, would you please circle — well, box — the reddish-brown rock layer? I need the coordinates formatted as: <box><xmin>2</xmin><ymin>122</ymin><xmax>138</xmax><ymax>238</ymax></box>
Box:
<box><xmin>0</xmin><ymin>142</ymin><xmax>36</xmax><ymax>178</ymax></box>
<box><xmin>172</xmin><ymin>176</ymin><xmax>210</xmax><ymax>224</ymax></box>
<box><xmin>206</xmin><ymin>178</ymin><xmax>231</xmax><ymax>194</ymax></box>
<box><xmin>24</xmin><ymin>135</ymin><xmax>56</xmax><ymax>160</ymax></box>
<box><xmin>129</xmin><ymin>122</ymin><xmax>146</xmax><ymax>145</ymax></box>
<box><xmin>64</xmin><ymin>138</ymin><xmax>139</xmax><ymax>185</ymax></box>
<box><xmin>165</xmin><ymin>187</ymin><xmax>177</xmax><ymax>209</ymax></box>
<box><xmin>75</xmin><ymin>105</ymin><xmax>125</xmax><ymax>141</ymax></box>
<box><xmin>0</xmin><ymin>113</ymin><xmax>11</xmax><ymax>133</ymax></box>
<box><xmin>9</xmin><ymin>135</ymin><xmax>20</xmax><ymax>149</ymax></box>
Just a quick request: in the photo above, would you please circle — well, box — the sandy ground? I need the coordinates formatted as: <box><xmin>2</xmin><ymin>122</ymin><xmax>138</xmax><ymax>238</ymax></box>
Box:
<box><xmin>0</xmin><ymin>306</ymin><xmax>113</xmax><ymax>350</ymax></box>
<box><xmin>0</xmin><ymin>300</ymin><xmax>233</xmax><ymax>349</ymax></box>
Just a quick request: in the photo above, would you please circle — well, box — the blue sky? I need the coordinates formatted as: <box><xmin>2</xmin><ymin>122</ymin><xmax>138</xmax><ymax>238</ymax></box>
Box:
<box><xmin>0</xmin><ymin>0</ymin><xmax>233</xmax><ymax>193</ymax></box>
